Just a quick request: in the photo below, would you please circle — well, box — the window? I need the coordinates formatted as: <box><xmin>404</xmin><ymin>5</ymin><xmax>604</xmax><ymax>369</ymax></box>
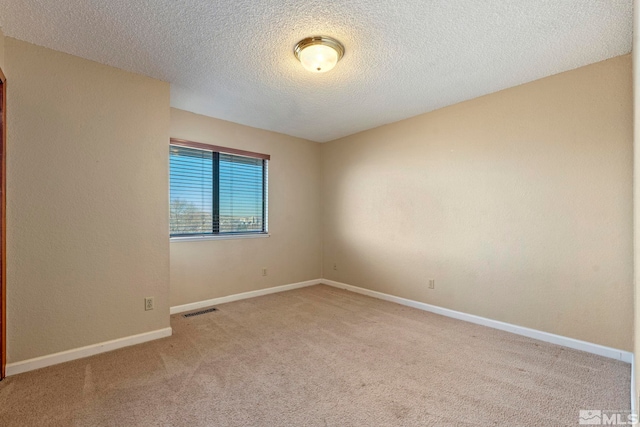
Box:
<box><xmin>169</xmin><ymin>138</ymin><xmax>269</xmax><ymax>238</ymax></box>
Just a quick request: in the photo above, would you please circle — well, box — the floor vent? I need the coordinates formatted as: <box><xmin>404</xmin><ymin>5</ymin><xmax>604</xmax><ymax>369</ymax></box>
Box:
<box><xmin>183</xmin><ymin>307</ymin><xmax>218</xmax><ymax>318</ymax></box>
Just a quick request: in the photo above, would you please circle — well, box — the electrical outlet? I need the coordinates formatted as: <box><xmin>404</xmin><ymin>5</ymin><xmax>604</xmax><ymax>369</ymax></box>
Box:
<box><xmin>145</xmin><ymin>297</ymin><xmax>154</xmax><ymax>311</ymax></box>
<box><xmin>428</xmin><ymin>279</ymin><xmax>435</xmax><ymax>289</ymax></box>
<box><xmin>262</xmin><ymin>268</ymin><xmax>268</xmax><ymax>276</ymax></box>
<box><xmin>333</xmin><ymin>263</ymin><xmax>338</xmax><ymax>271</ymax></box>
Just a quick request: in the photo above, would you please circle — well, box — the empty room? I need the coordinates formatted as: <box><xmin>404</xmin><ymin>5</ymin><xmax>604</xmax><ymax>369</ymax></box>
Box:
<box><xmin>0</xmin><ymin>1</ymin><xmax>639</xmax><ymax>426</ymax></box>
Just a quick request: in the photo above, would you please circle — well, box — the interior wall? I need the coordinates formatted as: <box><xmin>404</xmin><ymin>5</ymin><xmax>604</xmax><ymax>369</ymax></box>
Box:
<box><xmin>0</xmin><ymin>28</ymin><xmax>5</xmax><ymax>71</ymax></box>
<box><xmin>5</xmin><ymin>39</ymin><xmax>171</xmax><ymax>363</ymax></box>
<box><xmin>321</xmin><ymin>54</ymin><xmax>633</xmax><ymax>351</ymax></box>
<box><xmin>169</xmin><ymin>109</ymin><xmax>321</xmax><ymax>307</ymax></box>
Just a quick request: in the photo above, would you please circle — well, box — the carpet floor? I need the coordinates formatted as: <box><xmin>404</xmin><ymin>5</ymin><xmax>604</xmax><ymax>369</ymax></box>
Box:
<box><xmin>0</xmin><ymin>284</ymin><xmax>631</xmax><ymax>426</ymax></box>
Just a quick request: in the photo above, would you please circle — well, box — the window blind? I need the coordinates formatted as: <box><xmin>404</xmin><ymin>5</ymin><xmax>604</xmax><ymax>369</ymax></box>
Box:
<box><xmin>219</xmin><ymin>153</ymin><xmax>266</xmax><ymax>233</ymax></box>
<box><xmin>169</xmin><ymin>143</ymin><xmax>267</xmax><ymax>237</ymax></box>
<box><xmin>169</xmin><ymin>146</ymin><xmax>213</xmax><ymax>235</ymax></box>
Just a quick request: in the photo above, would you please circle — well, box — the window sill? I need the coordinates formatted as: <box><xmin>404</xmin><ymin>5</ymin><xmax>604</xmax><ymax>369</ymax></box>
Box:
<box><xmin>170</xmin><ymin>233</ymin><xmax>270</xmax><ymax>243</ymax></box>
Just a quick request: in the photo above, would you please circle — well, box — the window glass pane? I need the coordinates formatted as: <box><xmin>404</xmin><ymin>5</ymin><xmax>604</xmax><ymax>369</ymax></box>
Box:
<box><xmin>169</xmin><ymin>146</ymin><xmax>214</xmax><ymax>235</ymax></box>
<box><xmin>219</xmin><ymin>153</ymin><xmax>264</xmax><ymax>233</ymax></box>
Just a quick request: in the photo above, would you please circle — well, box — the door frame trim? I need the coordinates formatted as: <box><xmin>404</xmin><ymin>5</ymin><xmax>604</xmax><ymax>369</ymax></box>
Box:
<box><xmin>1</xmin><ymin>67</ymin><xmax>7</xmax><ymax>380</ymax></box>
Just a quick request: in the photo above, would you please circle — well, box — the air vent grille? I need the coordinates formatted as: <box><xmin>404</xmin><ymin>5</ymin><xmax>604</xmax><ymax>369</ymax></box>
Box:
<box><xmin>183</xmin><ymin>307</ymin><xmax>218</xmax><ymax>318</ymax></box>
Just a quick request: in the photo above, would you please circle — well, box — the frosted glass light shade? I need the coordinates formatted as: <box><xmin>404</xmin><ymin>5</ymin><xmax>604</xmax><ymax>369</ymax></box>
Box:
<box><xmin>298</xmin><ymin>44</ymin><xmax>338</xmax><ymax>73</ymax></box>
<box><xmin>294</xmin><ymin>36</ymin><xmax>344</xmax><ymax>73</ymax></box>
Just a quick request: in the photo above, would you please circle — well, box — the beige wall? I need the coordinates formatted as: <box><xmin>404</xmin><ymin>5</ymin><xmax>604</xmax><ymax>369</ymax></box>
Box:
<box><xmin>321</xmin><ymin>55</ymin><xmax>633</xmax><ymax>351</ymax></box>
<box><xmin>5</xmin><ymin>39</ymin><xmax>171</xmax><ymax>363</ymax></box>
<box><xmin>170</xmin><ymin>109</ymin><xmax>321</xmax><ymax>307</ymax></box>
<box><xmin>0</xmin><ymin>28</ymin><xmax>5</xmax><ymax>71</ymax></box>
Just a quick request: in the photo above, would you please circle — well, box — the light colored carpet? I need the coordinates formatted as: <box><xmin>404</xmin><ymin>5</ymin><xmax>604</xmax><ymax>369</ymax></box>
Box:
<box><xmin>0</xmin><ymin>285</ymin><xmax>630</xmax><ymax>426</ymax></box>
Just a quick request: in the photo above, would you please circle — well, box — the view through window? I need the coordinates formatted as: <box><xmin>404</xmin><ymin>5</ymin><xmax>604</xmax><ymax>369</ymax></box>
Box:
<box><xmin>169</xmin><ymin>142</ymin><xmax>268</xmax><ymax>237</ymax></box>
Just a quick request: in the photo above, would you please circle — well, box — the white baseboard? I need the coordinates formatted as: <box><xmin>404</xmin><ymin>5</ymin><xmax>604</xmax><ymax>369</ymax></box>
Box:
<box><xmin>170</xmin><ymin>279</ymin><xmax>322</xmax><ymax>315</ymax></box>
<box><xmin>6</xmin><ymin>327</ymin><xmax>172</xmax><ymax>376</ymax></box>
<box><xmin>322</xmin><ymin>279</ymin><xmax>633</xmax><ymax>364</ymax></box>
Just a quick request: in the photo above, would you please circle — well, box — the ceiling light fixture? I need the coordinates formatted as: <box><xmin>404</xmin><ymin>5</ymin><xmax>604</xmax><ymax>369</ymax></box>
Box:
<box><xmin>294</xmin><ymin>36</ymin><xmax>345</xmax><ymax>73</ymax></box>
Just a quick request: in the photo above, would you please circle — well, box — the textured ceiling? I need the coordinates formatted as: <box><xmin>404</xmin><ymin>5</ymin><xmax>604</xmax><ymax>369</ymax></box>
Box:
<box><xmin>0</xmin><ymin>1</ymin><xmax>632</xmax><ymax>142</ymax></box>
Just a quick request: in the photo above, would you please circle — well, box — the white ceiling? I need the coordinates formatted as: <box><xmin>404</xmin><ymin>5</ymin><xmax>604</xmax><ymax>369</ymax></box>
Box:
<box><xmin>0</xmin><ymin>1</ymin><xmax>632</xmax><ymax>142</ymax></box>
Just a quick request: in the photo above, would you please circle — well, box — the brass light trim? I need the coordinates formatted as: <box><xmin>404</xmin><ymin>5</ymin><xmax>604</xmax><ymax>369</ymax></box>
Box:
<box><xmin>294</xmin><ymin>36</ymin><xmax>345</xmax><ymax>63</ymax></box>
